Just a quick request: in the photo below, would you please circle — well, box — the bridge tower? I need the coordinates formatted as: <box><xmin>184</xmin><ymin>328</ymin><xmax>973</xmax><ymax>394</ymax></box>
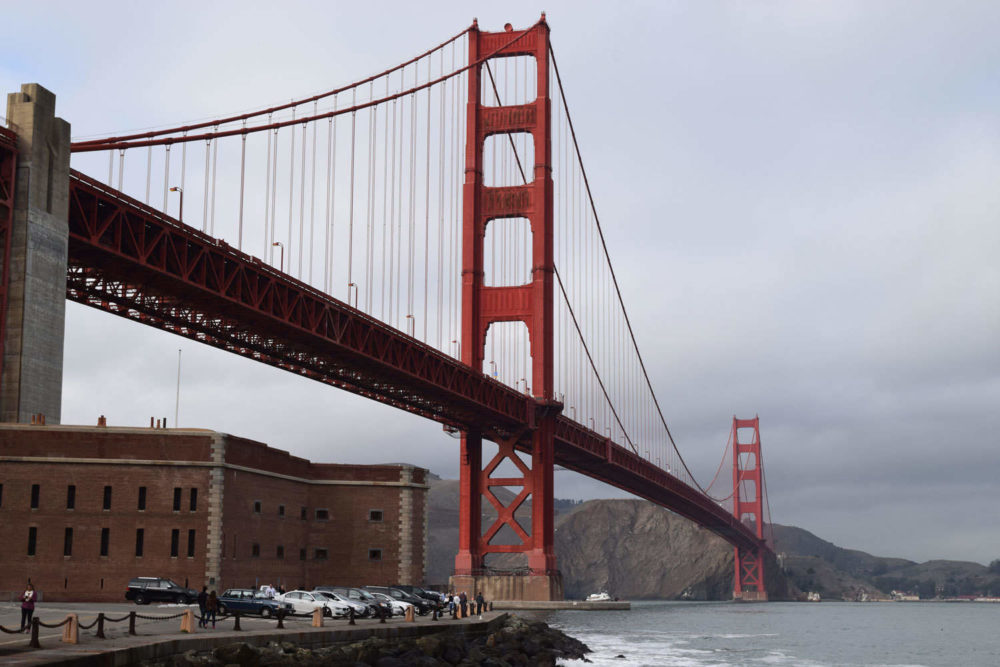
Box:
<box><xmin>451</xmin><ymin>16</ymin><xmax>563</xmax><ymax>601</ymax></box>
<box><xmin>1</xmin><ymin>85</ymin><xmax>71</xmax><ymax>424</ymax></box>
<box><xmin>732</xmin><ymin>416</ymin><xmax>767</xmax><ymax>601</ymax></box>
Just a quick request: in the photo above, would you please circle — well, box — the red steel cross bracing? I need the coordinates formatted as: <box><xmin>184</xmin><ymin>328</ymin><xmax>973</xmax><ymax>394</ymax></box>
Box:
<box><xmin>455</xmin><ymin>18</ymin><xmax>559</xmax><ymax>576</ymax></box>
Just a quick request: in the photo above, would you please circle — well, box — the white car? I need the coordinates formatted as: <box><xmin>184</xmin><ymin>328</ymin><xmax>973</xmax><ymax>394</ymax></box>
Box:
<box><xmin>276</xmin><ymin>590</ymin><xmax>349</xmax><ymax>617</ymax></box>
<box><xmin>312</xmin><ymin>591</ymin><xmax>368</xmax><ymax>617</ymax></box>
<box><xmin>369</xmin><ymin>591</ymin><xmax>414</xmax><ymax>616</ymax></box>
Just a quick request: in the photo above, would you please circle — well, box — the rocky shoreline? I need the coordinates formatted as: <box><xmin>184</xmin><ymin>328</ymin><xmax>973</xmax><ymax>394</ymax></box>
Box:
<box><xmin>144</xmin><ymin>615</ymin><xmax>591</xmax><ymax>666</ymax></box>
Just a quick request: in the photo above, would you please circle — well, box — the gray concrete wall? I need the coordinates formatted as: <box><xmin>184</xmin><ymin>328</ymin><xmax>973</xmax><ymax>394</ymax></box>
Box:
<box><xmin>2</xmin><ymin>84</ymin><xmax>70</xmax><ymax>423</ymax></box>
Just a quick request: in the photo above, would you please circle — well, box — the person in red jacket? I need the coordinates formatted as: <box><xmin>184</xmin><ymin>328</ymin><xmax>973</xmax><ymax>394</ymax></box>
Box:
<box><xmin>20</xmin><ymin>582</ymin><xmax>37</xmax><ymax>632</ymax></box>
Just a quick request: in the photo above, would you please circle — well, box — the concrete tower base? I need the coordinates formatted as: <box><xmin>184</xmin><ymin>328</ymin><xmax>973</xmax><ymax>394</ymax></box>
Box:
<box><xmin>450</xmin><ymin>572</ymin><xmax>563</xmax><ymax>602</ymax></box>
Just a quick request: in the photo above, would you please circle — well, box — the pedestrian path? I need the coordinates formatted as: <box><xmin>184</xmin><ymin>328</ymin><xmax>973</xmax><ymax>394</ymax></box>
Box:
<box><xmin>0</xmin><ymin>607</ymin><xmax>505</xmax><ymax>666</ymax></box>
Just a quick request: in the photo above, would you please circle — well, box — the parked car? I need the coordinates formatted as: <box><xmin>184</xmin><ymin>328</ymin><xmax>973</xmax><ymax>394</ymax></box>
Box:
<box><xmin>393</xmin><ymin>585</ymin><xmax>444</xmax><ymax>608</ymax></box>
<box><xmin>315</xmin><ymin>586</ymin><xmax>388</xmax><ymax>617</ymax></box>
<box><xmin>363</xmin><ymin>585</ymin><xmax>432</xmax><ymax>615</ymax></box>
<box><xmin>217</xmin><ymin>589</ymin><xmax>292</xmax><ymax>617</ymax></box>
<box><xmin>276</xmin><ymin>590</ymin><xmax>350</xmax><ymax>617</ymax></box>
<box><xmin>367</xmin><ymin>590</ymin><xmax>414</xmax><ymax>617</ymax></box>
<box><xmin>312</xmin><ymin>590</ymin><xmax>369</xmax><ymax>617</ymax></box>
<box><xmin>125</xmin><ymin>577</ymin><xmax>199</xmax><ymax>605</ymax></box>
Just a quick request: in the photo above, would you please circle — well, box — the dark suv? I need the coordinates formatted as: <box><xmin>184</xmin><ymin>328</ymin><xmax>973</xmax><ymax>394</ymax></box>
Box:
<box><xmin>393</xmin><ymin>585</ymin><xmax>443</xmax><ymax>609</ymax></box>
<box><xmin>125</xmin><ymin>577</ymin><xmax>199</xmax><ymax>605</ymax></box>
<box><xmin>363</xmin><ymin>585</ymin><xmax>433</xmax><ymax>615</ymax></box>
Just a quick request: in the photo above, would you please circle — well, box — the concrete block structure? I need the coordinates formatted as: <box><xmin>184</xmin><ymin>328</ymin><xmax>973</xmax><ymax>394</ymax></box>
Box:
<box><xmin>0</xmin><ymin>423</ymin><xmax>428</xmax><ymax>601</ymax></box>
<box><xmin>2</xmin><ymin>84</ymin><xmax>71</xmax><ymax>424</ymax></box>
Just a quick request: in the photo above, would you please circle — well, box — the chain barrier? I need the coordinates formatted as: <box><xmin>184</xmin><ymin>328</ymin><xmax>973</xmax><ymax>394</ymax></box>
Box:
<box><xmin>12</xmin><ymin>603</ymin><xmax>408</xmax><ymax>650</ymax></box>
<box><xmin>102</xmin><ymin>613</ymin><xmax>132</xmax><ymax>623</ymax></box>
<box><xmin>134</xmin><ymin>611</ymin><xmax>188</xmax><ymax>621</ymax></box>
<box><xmin>77</xmin><ymin>617</ymin><xmax>100</xmax><ymax>630</ymax></box>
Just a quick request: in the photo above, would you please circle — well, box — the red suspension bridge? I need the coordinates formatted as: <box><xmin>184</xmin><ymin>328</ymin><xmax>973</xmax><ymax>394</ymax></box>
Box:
<box><xmin>1</xmin><ymin>15</ymin><xmax>772</xmax><ymax>600</ymax></box>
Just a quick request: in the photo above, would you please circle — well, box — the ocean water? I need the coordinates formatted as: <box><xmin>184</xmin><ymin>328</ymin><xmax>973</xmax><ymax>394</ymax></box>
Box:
<box><xmin>519</xmin><ymin>600</ymin><xmax>1000</xmax><ymax>667</ymax></box>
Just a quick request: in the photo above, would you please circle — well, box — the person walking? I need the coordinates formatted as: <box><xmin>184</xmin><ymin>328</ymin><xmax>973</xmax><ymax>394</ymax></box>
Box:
<box><xmin>197</xmin><ymin>586</ymin><xmax>208</xmax><ymax>628</ymax></box>
<box><xmin>475</xmin><ymin>591</ymin><xmax>485</xmax><ymax>618</ymax></box>
<box><xmin>19</xmin><ymin>582</ymin><xmax>37</xmax><ymax>632</ymax></box>
<box><xmin>447</xmin><ymin>592</ymin><xmax>455</xmax><ymax>615</ymax></box>
<box><xmin>459</xmin><ymin>591</ymin><xmax>468</xmax><ymax>617</ymax></box>
<box><xmin>205</xmin><ymin>590</ymin><xmax>218</xmax><ymax>628</ymax></box>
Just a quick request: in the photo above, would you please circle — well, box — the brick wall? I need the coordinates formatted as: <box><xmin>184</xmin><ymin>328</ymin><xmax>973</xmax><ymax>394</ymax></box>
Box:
<box><xmin>0</xmin><ymin>425</ymin><xmax>429</xmax><ymax>601</ymax></box>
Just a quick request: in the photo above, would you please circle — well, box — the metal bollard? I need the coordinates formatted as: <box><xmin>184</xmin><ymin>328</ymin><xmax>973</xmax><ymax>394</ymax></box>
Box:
<box><xmin>379</xmin><ymin>606</ymin><xmax>386</xmax><ymax>624</ymax></box>
<box><xmin>233</xmin><ymin>611</ymin><xmax>241</xmax><ymax>631</ymax></box>
<box><xmin>128</xmin><ymin>611</ymin><xmax>136</xmax><ymax>636</ymax></box>
<box><xmin>29</xmin><ymin>618</ymin><xmax>41</xmax><ymax>649</ymax></box>
<box><xmin>276</xmin><ymin>610</ymin><xmax>285</xmax><ymax>629</ymax></box>
<box><xmin>432</xmin><ymin>607</ymin><xmax>438</xmax><ymax>621</ymax></box>
<box><xmin>348</xmin><ymin>607</ymin><xmax>355</xmax><ymax>625</ymax></box>
<box><xmin>96</xmin><ymin>613</ymin><xmax>106</xmax><ymax>639</ymax></box>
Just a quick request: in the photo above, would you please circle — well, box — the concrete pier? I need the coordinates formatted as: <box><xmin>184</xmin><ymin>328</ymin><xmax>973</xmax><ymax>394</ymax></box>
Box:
<box><xmin>2</xmin><ymin>84</ymin><xmax>70</xmax><ymax>424</ymax></box>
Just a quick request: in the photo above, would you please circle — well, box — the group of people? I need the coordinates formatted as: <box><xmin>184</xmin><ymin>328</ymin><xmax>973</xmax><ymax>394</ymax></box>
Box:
<box><xmin>258</xmin><ymin>584</ymin><xmax>285</xmax><ymax>598</ymax></box>
<box><xmin>195</xmin><ymin>587</ymin><xmax>218</xmax><ymax>628</ymax></box>
<box><xmin>444</xmin><ymin>590</ymin><xmax>486</xmax><ymax>618</ymax></box>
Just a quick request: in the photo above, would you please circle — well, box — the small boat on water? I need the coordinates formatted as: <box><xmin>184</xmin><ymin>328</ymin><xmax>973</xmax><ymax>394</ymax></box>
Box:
<box><xmin>586</xmin><ymin>592</ymin><xmax>612</xmax><ymax>602</ymax></box>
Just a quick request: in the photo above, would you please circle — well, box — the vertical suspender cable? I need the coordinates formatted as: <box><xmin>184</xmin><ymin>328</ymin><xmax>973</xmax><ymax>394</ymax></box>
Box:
<box><xmin>269</xmin><ymin>128</ymin><xmax>280</xmax><ymax>264</ymax></box>
<box><xmin>437</xmin><ymin>49</ymin><xmax>445</xmax><ymax>349</ymax></box>
<box><xmin>237</xmin><ymin>122</ymin><xmax>247</xmax><ymax>249</ymax></box>
<box><xmin>108</xmin><ymin>151</ymin><xmax>113</xmax><ymax>186</ymax></box>
<box><xmin>328</xmin><ymin>96</ymin><xmax>338</xmax><ymax>293</ymax></box>
<box><xmin>118</xmin><ymin>150</ymin><xmax>125</xmax><ymax>192</ymax></box>
<box><xmin>423</xmin><ymin>57</ymin><xmax>432</xmax><ymax>340</ymax></box>
<box><xmin>298</xmin><ymin>122</ymin><xmax>307</xmax><ymax>277</ymax></box>
<box><xmin>365</xmin><ymin>89</ymin><xmax>376</xmax><ymax>313</ymax></box>
<box><xmin>145</xmin><ymin>145</ymin><xmax>152</xmax><ymax>204</ymax></box>
<box><xmin>309</xmin><ymin>101</ymin><xmax>318</xmax><ymax>284</ymax></box>
<box><xmin>210</xmin><ymin>126</ymin><xmax>219</xmax><ymax>237</ymax></box>
<box><xmin>323</xmin><ymin>116</ymin><xmax>333</xmax><ymax>293</ymax></box>
<box><xmin>381</xmin><ymin>78</ymin><xmax>390</xmax><ymax>318</ymax></box>
<box><xmin>287</xmin><ymin>108</ymin><xmax>296</xmax><ymax>273</ymax></box>
<box><xmin>162</xmin><ymin>145</ymin><xmax>171</xmax><ymax>212</ymax></box>
<box><xmin>264</xmin><ymin>116</ymin><xmax>273</xmax><ymax>258</ymax></box>
<box><xmin>346</xmin><ymin>89</ymin><xmax>357</xmax><ymax>304</ymax></box>
<box><xmin>388</xmin><ymin>93</ymin><xmax>397</xmax><ymax>322</ymax></box>
<box><xmin>202</xmin><ymin>139</ymin><xmax>211</xmax><ymax>231</ymax></box>
<box><xmin>180</xmin><ymin>132</ymin><xmax>187</xmax><ymax>201</ymax></box>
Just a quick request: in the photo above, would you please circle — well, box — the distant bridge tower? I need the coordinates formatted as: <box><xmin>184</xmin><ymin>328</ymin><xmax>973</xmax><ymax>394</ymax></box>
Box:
<box><xmin>451</xmin><ymin>16</ymin><xmax>563</xmax><ymax>601</ymax></box>
<box><xmin>732</xmin><ymin>416</ymin><xmax>767</xmax><ymax>601</ymax></box>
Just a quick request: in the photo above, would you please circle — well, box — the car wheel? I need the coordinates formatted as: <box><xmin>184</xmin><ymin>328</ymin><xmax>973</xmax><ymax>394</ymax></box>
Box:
<box><xmin>218</xmin><ymin>604</ymin><xmax>227</xmax><ymax>615</ymax></box>
<box><xmin>134</xmin><ymin>593</ymin><xmax>147</xmax><ymax>605</ymax></box>
<box><xmin>176</xmin><ymin>594</ymin><xmax>188</xmax><ymax>605</ymax></box>
<box><xmin>260</xmin><ymin>607</ymin><xmax>272</xmax><ymax>618</ymax></box>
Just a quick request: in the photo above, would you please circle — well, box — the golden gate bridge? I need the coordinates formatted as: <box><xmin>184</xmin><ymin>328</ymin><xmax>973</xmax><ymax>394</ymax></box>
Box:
<box><xmin>0</xmin><ymin>15</ymin><xmax>772</xmax><ymax>600</ymax></box>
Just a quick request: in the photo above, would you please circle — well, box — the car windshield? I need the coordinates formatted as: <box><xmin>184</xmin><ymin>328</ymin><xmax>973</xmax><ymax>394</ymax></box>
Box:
<box><xmin>356</xmin><ymin>590</ymin><xmax>376</xmax><ymax>600</ymax></box>
<box><xmin>311</xmin><ymin>592</ymin><xmax>333</xmax><ymax>601</ymax></box>
<box><xmin>163</xmin><ymin>579</ymin><xmax>180</xmax><ymax>589</ymax></box>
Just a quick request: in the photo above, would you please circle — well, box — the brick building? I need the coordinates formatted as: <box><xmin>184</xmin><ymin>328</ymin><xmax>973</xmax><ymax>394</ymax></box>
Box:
<box><xmin>0</xmin><ymin>423</ymin><xmax>428</xmax><ymax>602</ymax></box>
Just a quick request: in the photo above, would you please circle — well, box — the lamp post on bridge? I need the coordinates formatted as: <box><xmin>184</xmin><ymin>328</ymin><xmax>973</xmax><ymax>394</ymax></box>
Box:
<box><xmin>272</xmin><ymin>241</ymin><xmax>284</xmax><ymax>272</ymax></box>
<box><xmin>169</xmin><ymin>186</ymin><xmax>183</xmax><ymax>223</ymax></box>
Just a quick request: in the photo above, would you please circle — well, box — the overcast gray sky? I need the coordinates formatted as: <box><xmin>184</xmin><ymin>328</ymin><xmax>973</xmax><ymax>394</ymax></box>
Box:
<box><xmin>3</xmin><ymin>1</ymin><xmax>997</xmax><ymax>566</ymax></box>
